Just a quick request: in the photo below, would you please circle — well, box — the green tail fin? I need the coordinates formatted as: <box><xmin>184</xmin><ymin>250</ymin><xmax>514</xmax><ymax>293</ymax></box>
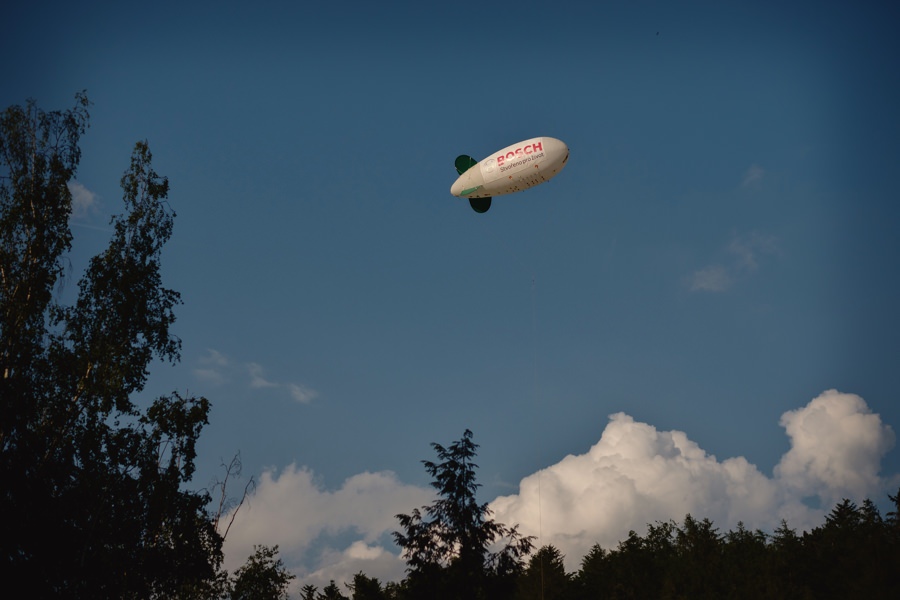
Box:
<box><xmin>469</xmin><ymin>197</ymin><xmax>492</xmax><ymax>213</ymax></box>
<box><xmin>455</xmin><ymin>155</ymin><xmax>477</xmax><ymax>175</ymax></box>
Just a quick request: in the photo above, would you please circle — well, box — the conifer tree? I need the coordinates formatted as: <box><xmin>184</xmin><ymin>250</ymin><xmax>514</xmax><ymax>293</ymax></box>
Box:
<box><xmin>394</xmin><ymin>429</ymin><xmax>533</xmax><ymax>599</ymax></box>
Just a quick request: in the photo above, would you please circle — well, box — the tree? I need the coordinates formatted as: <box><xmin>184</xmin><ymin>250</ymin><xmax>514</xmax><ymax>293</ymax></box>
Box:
<box><xmin>0</xmin><ymin>94</ymin><xmax>221</xmax><ymax>597</ymax></box>
<box><xmin>801</xmin><ymin>497</ymin><xmax>899</xmax><ymax>599</ymax></box>
<box><xmin>319</xmin><ymin>580</ymin><xmax>349</xmax><ymax>600</ymax></box>
<box><xmin>515</xmin><ymin>545</ymin><xmax>570</xmax><ymax>600</ymax></box>
<box><xmin>347</xmin><ymin>571</ymin><xmax>387</xmax><ymax>600</ymax></box>
<box><xmin>669</xmin><ymin>514</ymin><xmax>724</xmax><ymax>598</ymax></box>
<box><xmin>572</xmin><ymin>544</ymin><xmax>607</xmax><ymax>599</ymax></box>
<box><xmin>300</xmin><ymin>584</ymin><xmax>319</xmax><ymax>600</ymax></box>
<box><xmin>761</xmin><ymin>519</ymin><xmax>808</xmax><ymax>599</ymax></box>
<box><xmin>394</xmin><ymin>429</ymin><xmax>533</xmax><ymax>600</ymax></box>
<box><xmin>607</xmin><ymin>526</ymin><xmax>671</xmax><ymax>599</ymax></box>
<box><xmin>1</xmin><ymin>93</ymin><xmax>89</xmax><ymax>380</ymax></box>
<box><xmin>721</xmin><ymin>522</ymin><xmax>769</xmax><ymax>599</ymax></box>
<box><xmin>230</xmin><ymin>545</ymin><xmax>294</xmax><ymax>600</ymax></box>
<box><xmin>887</xmin><ymin>487</ymin><xmax>900</xmax><ymax>528</ymax></box>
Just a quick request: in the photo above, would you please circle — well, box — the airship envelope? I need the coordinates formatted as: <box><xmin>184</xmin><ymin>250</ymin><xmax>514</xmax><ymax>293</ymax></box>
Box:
<box><xmin>450</xmin><ymin>137</ymin><xmax>569</xmax><ymax>213</ymax></box>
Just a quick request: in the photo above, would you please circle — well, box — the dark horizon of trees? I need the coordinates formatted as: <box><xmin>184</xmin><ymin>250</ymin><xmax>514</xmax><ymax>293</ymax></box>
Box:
<box><xmin>297</xmin><ymin>430</ymin><xmax>900</xmax><ymax>600</ymax></box>
<box><xmin>300</xmin><ymin>487</ymin><xmax>900</xmax><ymax>600</ymax></box>
<box><xmin>542</xmin><ymin>492</ymin><xmax>900</xmax><ymax>600</ymax></box>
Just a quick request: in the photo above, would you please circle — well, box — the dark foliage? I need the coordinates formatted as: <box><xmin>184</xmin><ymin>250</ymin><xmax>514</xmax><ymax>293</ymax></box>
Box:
<box><xmin>566</xmin><ymin>493</ymin><xmax>900</xmax><ymax>600</ymax></box>
<box><xmin>393</xmin><ymin>429</ymin><xmax>534</xmax><ymax>600</ymax></box>
<box><xmin>320</xmin><ymin>580</ymin><xmax>349</xmax><ymax>600</ymax></box>
<box><xmin>0</xmin><ymin>94</ymin><xmax>222</xmax><ymax>598</ymax></box>
<box><xmin>230</xmin><ymin>545</ymin><xmax>294</xmax><ymax>600</ymax></box>
<box><xmin>309</xmin><ymin>458</ymin><xmax>900</xmax><ymax>600</ymax></box>
<box><xmin>515</xmin><ymin>545</ymin><xmax>571</xmax><ymax>600</ymax></box>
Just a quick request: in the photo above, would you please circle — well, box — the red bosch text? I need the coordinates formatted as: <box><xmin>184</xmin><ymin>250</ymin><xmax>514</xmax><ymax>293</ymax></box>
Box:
<box><xmin>497</xmin><ymin>141</ymin><xmax>544</xmax><ymax>166</ymax></box>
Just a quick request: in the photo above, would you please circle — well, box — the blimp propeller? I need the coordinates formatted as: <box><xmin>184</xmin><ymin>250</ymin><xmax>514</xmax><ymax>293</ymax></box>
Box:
<box><xmin>450</xmin><ymin>137</ymin><xmax>569</xmax><ymax>213</ymax></box>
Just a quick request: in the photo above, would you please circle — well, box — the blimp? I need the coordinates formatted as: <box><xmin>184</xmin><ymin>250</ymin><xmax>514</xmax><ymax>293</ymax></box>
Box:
<box><xmin>450</xmin><ymin>137</ymin><xmax>569</xmax><ymax>213</ymax></box>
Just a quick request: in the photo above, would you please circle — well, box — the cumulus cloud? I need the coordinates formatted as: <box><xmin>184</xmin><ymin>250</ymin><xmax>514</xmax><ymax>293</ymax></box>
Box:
<box><xmin>194</xmin><ymin>349</ymin><xmax>317</xmax><ymax>403</ymax></box>
<box><xmin>223</xmin><ymin>390</ymin><xmax>896</xmax><ymax>583</ymax></box>
<box><xmin>221</xmin><ymin>466</ymin><xmax>433</xmax><ymax>587</ymax></box>
<box><xmin>775</xmin><ymin>390</ymin><xmax>896</xmax><ymax>506</ymax></box>
<box><xmin>491</xmin><ymin>413</ymin><xmax>783</xmax><ymax>567</ymax></box>
<box><xmin>491</xmin><ymin>390</ymin><xmax>895</xmax><ymax>569</ymax></box>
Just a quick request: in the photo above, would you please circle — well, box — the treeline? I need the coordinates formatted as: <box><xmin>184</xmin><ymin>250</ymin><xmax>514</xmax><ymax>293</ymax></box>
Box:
<box><xmin>299</xmin><ymin>484</ymin><xmax>900</xmax><ymax>600</ymax></box>
<box><xmin>289</xmin><ymin>427</ymin><xmax>900</xmax><ymax>599</ymax></box>
<box><xmin>560</xmin><ymin>498</ymin><xmax>900</xmax><ymax>600</ymax></box>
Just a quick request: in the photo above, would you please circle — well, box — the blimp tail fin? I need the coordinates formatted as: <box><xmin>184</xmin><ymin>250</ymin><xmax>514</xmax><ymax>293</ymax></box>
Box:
<box><xmin>469</xmin><ymin>197</ymin><xmax>491</xmax><ymax>213</ymax></box>
<box><xmin>455</xmin><ymin>155</ymin><xmax>477</xmax><ymax>175</ymax></box>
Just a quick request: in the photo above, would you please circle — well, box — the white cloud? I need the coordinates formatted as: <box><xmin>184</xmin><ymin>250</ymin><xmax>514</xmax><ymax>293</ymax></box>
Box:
<box><xmin>689</xmin><ymin>231</ymin><xmax>778</xmax><ymax>293</ymax></box>
<box><xmin>223</xmin><ymin>390</ymin><xmax>896</xmax><ymax>583</ymax></box>
<box><xmin>288</xmin><ymin>383</ymin><xmax>318</xmax><ymax>404</ymax></box>
<box><xmin>194</xmin><ymin>349</ymin><xmax>317</xmax><ymax>403</ymax></box>
<box><xmin>67</xmin><ymin>180</ymin><xmax>99</xmax><ymax>217</ymax></box>
<box><xmin>728</xmin><ymin>231</ymin><xmax>778</xmax><ymax>272</ymax></box>
<box><xmin>194</xmin><ymin>349</ymin><xmax>232</xmax><ymax>385</ymax></box>
<box><xmin>304</xmin><ymin>542</ymin><xmax>407</xmax><ymax>592</ymax></box>
<box><xmin>690</xmin><ymin>265</ymin><xmax>731</xmax><ymax>292</ymax></box>
<box><xmin>491</xmin><ymin>413</ymin><xmax>784</xmax><ymax>567</ymax></box>
<box><xmin>742</xmin><ymin>164</ymin><xmax>765</xmax><ymax>188</ymax></box>
<box><xmin>491</xmin><ymin>390</ymin><xmax>895</xmax><ymax>569</ymax></box>
<box><xmin>221</xmin><ymin>466</ymin><xmax>433</xmax><ymax>586</ymax></box>
<box><xmin>775</xmin><ymin>389</ymin><xmax>896</xmax><ymax>506</ymax></box>
<box><xmin>248</xmin><ymin>362</ymin><xmax>278</xmax><ymax>389</ymax></box>
<box><xmin>204</xmin><ymin>349</ymin><xmax>230</xmax><ymax>367</ymax></box>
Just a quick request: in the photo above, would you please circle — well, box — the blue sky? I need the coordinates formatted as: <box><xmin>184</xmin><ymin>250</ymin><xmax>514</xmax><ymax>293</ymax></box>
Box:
<box><xmin>5</xmin><ymin>0</ymin><xmax>900</xmax><ymax>589</ymax></box>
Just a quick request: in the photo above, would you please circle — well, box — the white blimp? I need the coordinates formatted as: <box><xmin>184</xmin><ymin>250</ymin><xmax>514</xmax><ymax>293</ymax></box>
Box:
<box><xmin>450</xmin><ymin>136</ymin><xmax>569</xmax><ymax>213</ymax></box>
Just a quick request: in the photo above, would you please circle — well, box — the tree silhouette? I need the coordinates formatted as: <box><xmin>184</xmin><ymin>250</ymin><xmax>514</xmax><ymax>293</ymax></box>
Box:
<box><xmin>230</xmin><ymin>545</ymin><xmax>294</xmax><ymax>600</ymax></box>
<box><xmin>515</xmin><ymin>545</ymin><xmax>570</xmax><ymax>600</ymax></box>
<box><xmin>394</xmin><ymin>429</ymin><xmax>533</xmax><ymax>599</ymax></box>
<box><xmin>0</xmin><ymin>94</ymin><xmax>220</xmax><ymax>597</ymax></box>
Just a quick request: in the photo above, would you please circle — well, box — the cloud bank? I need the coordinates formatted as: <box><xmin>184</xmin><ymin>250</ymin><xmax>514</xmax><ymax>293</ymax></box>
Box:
<box><xmin>220</xmin><ymin>390</ymin><xmax>896</xmax><ymax>588</ymax></box>
<box><xmin>492</xmin><ymin>390</ymin><xmax>895</xmax><ymax>568</ymax></box>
